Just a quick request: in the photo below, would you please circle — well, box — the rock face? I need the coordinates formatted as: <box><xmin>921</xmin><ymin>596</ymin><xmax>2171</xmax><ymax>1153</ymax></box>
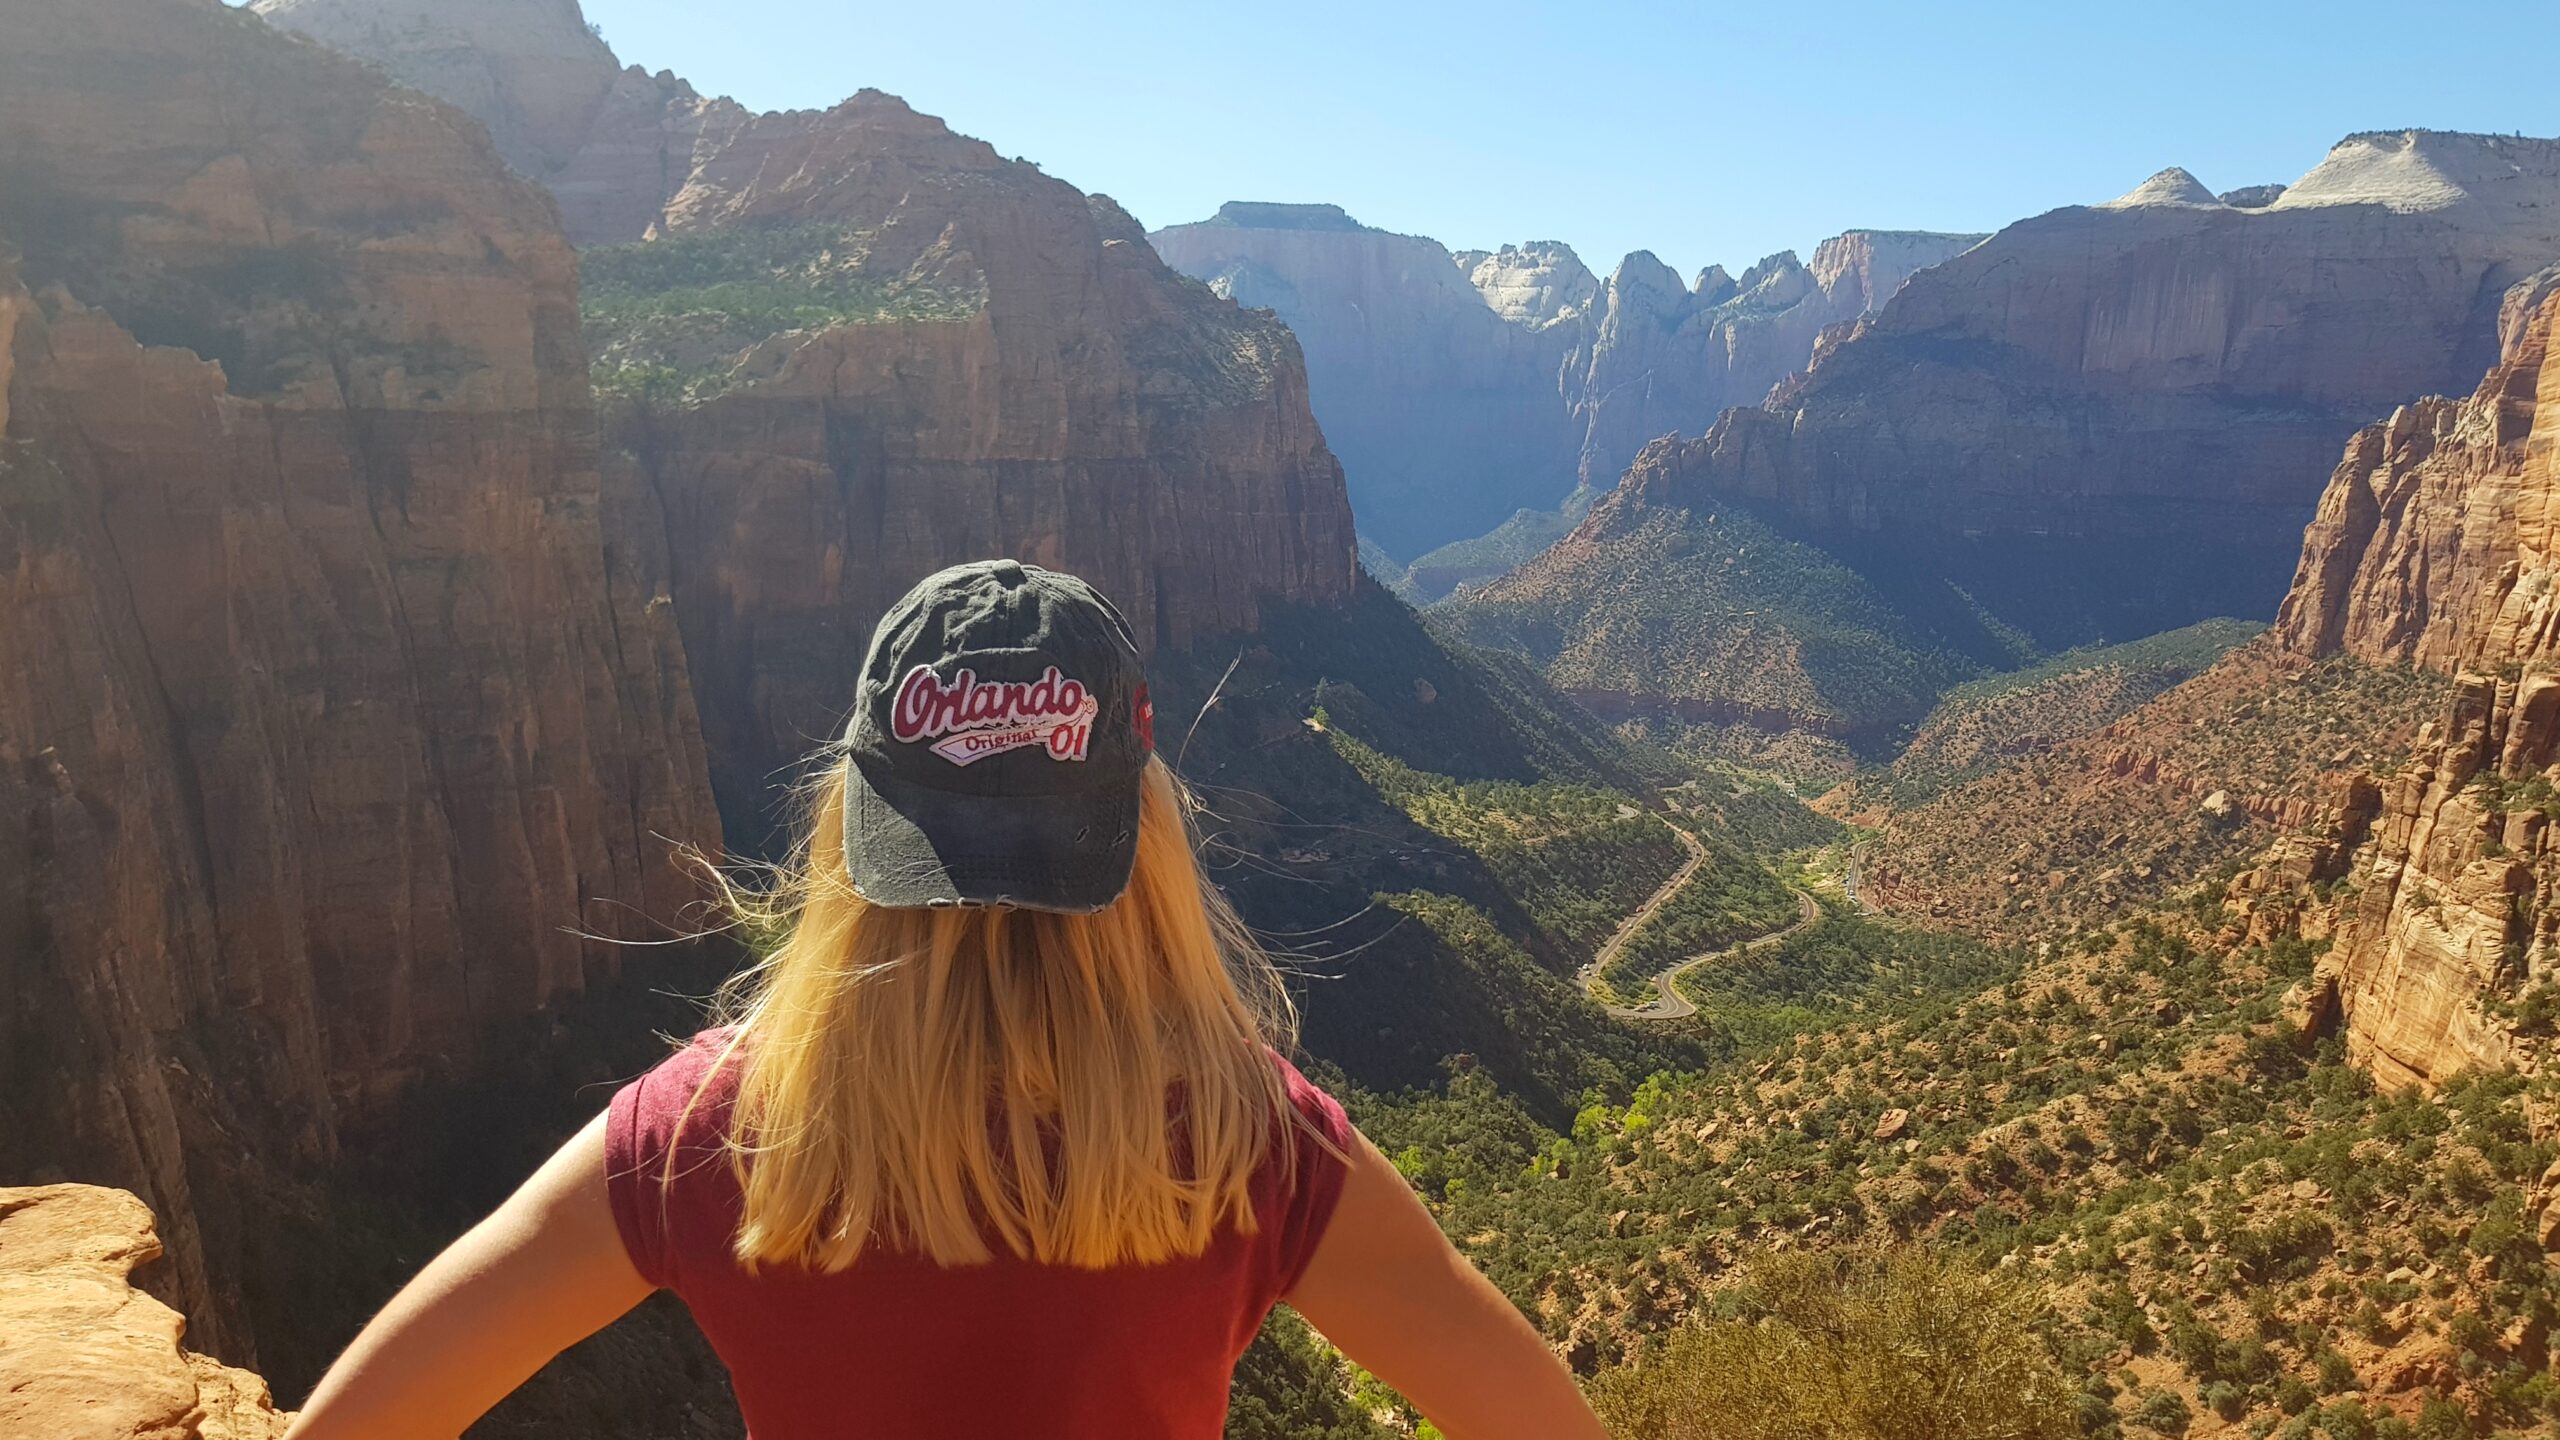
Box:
<box><xmin>1149</xmin><ymin>203</ymin><xmax>1980</xmax><ymax>558</ymax></box>
<box><xmin>257</xmin><ymin>0</ymin><xmax>1360</xmax><ymax>844</ymax></box>
<box><xmin>1149</xmin><ymin>203</ymin><xmax>1585</xmax><ymax>558</ymax></box>
<box><xmin>1465</xmin><ymin>241</ymin><xmax>1602</xmax><ymax>328</ymax></box>
<box><xmin>251</xmin><ymin>0</ymin><xmax>617</xmax><ymax>180</ymax></box>
<box><xmin>1653</xmin><ymin>132</ymin><xmax>2560</xmax><ymax>647</ymax></box>
<box><xmin>0</xmin><ymin>0</ymin><xmax>718</xmax><ymax>1360</ymax></box>
<box><xmin>2265</xmin><ymin>287</ymin><xmax>2560</xmax><ymax>1089</ymax></box>
<box><xmin>0</xmin><ymin>1185</ymin><xmax>292</xmax><ymax>1440</ymax></box>
<box><xmin>1560</xmin><ymin>230</ymin><xmax>1984</xmax><ymax>496</ymax></box>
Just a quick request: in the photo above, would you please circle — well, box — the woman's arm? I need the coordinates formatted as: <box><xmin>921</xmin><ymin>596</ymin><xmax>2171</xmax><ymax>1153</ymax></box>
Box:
<box><xmin>285</xmin><ymin>1111</ymin><xmax>655</xmax><ymax>1440</ymax></box>
<box><xmin>1285</xmin><ymin>1132</ymin><xmax>1608</xmax><ymax>1440</ymax></box>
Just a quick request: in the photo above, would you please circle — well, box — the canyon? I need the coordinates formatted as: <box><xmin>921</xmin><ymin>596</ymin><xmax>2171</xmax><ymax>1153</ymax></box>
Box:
<box><xmin>1442</xmin><ymin>138</ymin><xmax>2560</xmax><ymax>754</ymax></box>
<box><xmin>1626</xmin><ymin>139</ymin><xmax>2560</xmax><ymax>649</ymax></box>
<box><xmin>1851</xmin><ymin>282</ymin><xmax>2560</xmax><ymax>1099</ymax></box>
<box><xmin>17</xmin><ymin>1</ymin><xmax>2560</xmax><ymax>1435</ymax></box>
<box><xmin>4</xmin><ymin>0</ymin><xmax>1360</xmax><ymax>1408</ymax></box>
<box><xmin>1149</xmin><ymin>202</ymin><xmax>1980</xmax><ymax>565</ymax></box>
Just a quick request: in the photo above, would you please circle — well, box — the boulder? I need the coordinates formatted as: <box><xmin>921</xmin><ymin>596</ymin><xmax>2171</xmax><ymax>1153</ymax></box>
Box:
<box><xmin>0</xmin><ymin>1186</ymin><xmax>291</xmax><ymax>1440</ymax></box>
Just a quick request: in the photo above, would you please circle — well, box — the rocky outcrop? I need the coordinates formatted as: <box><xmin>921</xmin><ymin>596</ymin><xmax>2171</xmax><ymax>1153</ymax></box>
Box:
<box><xmin>1</xmin><ymin>0</ymin><xmax>717</xmax><ymax>1360</ymax></box>
<box><xmin>1651</xmin><ymin>132</ymin><xmax>2560</xmax><ymax>648</ymax></box>
<box><xmin>1150</xmin><ymin>202</ymin><xmax>1980</xmax><ymax>558</ymax></box>
<box><xmin>1561</xmin><ymin>230</ymin><xmax>1984</xmax><ymax>492</ymax></box>
<box><xmin>2263</xmin><ymin>287</ymin><xmax>2560</xmax><ymax>1089</ymax></box>
<box><xmin>256</xmin><ymin>1</ymin><xmax>1360</xmax><ymax>844</ymax></box>
<box><xmin>1465</xmin><ymin>242</ymin><xmax>1602</xmax><ymax>329</ymax></box>
<box><xmin>0</xmin><ymin>1186</ymin><xmax>291</xmax><ymax>1440</ymax></box>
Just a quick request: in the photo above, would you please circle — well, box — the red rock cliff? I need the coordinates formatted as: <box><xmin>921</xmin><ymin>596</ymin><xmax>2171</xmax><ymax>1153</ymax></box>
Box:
<box><xmin>255</xmin><ymin>0</ymin><xmax>1361</xmax><ymax>841</ymax></box>
<box><xmin>2266</xmin><ymin>287</ymin><xmax>2560</xmax><ymax>1089</ymax></box>
<box><xmin>0</xmin><ymin>0</ymin><xmax>717</xmax><ymax>1358</ymax></box>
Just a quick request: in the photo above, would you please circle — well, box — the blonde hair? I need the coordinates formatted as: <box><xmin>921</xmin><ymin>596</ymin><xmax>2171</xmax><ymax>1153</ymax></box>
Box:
<box><xmin>686</xmin><ymin>755</ymin><xmax>1298</xmax><ymax>1271</ymax></box>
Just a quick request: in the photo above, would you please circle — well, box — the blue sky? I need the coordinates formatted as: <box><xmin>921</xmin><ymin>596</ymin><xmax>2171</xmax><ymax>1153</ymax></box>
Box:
<box><xmin>579</xmin><ymin>0</ymin><xmax>2560</xmax><ymax>278</ymax></box>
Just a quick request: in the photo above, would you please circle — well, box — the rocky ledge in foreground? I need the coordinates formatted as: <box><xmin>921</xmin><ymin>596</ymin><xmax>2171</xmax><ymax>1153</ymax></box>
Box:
<box><xmin>0</xmin><ymin>1185</ymin><xmax>291</xmax><ymax>1440</ymax></box>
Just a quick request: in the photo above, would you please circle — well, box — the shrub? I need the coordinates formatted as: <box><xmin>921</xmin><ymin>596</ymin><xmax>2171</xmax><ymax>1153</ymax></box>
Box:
<box><xmin>2132</xmin><ymin>1387</ymin><xmax>2193</xmax><ymax>1435</ymax></box>
<box><xmin>1587</xmin><ymin>1245</ymin><xmax>2079</xmax><ymax>1440</ymax></box>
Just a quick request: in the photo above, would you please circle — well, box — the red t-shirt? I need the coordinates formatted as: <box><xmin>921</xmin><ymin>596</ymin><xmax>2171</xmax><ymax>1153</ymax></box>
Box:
<box><xmin>604</xmin><ymin>1031</ymin><xmax>1354</xmax><ymax>1439</ymax></box>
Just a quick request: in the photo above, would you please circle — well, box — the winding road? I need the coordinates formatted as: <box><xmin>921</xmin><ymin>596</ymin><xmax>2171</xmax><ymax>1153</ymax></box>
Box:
<box><xmin>1575</xmin><ymin>824</ymin><xmax>1821</xmax><ymax>1020</ymax></box>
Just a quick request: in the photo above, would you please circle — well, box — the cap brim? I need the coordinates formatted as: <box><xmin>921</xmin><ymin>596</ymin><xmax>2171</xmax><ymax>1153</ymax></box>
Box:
<box><xmin>842</xmin><ymin>755</ymin><xmax>1142</xmax><ymax>915</ymax></box>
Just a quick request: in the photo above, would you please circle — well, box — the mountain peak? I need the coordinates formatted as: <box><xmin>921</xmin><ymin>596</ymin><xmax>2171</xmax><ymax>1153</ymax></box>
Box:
<box><xmin>1201</xmin><ymin>201</ymin><xmax>1375</xmax><ymax>233</ymax></box>
<box><xmin>2275</xmin><ymin>129</ymin><xmax>2560</xmax><ymax>216</ymax></box>
<box><xmin>2101</xmin><ymin>166</ymin><xmax>2223</xmax><ymax>208</ymax></box>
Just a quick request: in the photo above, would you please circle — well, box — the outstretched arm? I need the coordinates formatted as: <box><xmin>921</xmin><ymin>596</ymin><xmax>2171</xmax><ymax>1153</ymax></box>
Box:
<box><xmin>1286</xmin><ymin>1132</ymin><xmax>1609</xmax><ymax>1440</ymax></box>
<box><xmin>285</xmin><ymin>1111</ymin><xmax>654</xmax><ymax>1440</ymax></box>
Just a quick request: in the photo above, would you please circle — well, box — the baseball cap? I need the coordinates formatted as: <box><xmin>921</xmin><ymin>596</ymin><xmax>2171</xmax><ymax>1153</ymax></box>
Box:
<box><xmin>841</xmin><ymin>560</ymin><xmax>1157</xmax><ymax>913</ymax></box>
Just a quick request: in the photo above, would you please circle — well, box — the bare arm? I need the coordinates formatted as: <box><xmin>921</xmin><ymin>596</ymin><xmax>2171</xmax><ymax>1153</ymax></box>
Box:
<box><xmin>1286</xmin><ymin>1133</ymin><xmax>1608</xmax><ymax>1440</ymax></box>
<box><xmin>284</xmin><ymin>1111</ymin><xmax>654</xmax><ymax>1440</ymax></box>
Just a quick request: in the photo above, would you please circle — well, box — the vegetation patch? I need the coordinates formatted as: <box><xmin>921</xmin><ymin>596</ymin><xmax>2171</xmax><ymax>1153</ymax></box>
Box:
<box><xmin>1872</xmin><ymin>618</ymin><xmax>2265</xmax><ymax>809</ymax></box>
<box><xmin>1442</xmin><ymin>504</ymin><xmax>2022</xmax><ymax>740</ymax></box>
<box><xmin>582</xmin><ymin>222</ymin><xmax>987</xmax><ymax>401</ymax></box>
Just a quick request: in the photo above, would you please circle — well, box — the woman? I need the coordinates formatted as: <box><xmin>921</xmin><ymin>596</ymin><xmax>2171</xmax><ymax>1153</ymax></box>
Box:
<box><xmin>286</xmin><ymin>560</ymin><xmax>1607</xmax><ymax>1439</ymax></box>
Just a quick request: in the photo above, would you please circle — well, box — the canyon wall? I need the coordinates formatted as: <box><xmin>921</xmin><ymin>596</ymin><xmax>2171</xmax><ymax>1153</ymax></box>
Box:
<box><xmin>257</xmin><ymin>0</ymin><xmax>1361</xmax><ymax>845</ymax></box>
<box><xmin>1148</xmin><ymin>204</ymin><xmax>1588</xmax><ymax>558</ymax></box>
<box><xmin>2255</xmin><ymin>286</ymin><xmax>2560</xmax><ymax>1090</ymax></box>
<box><xmin>1558</xmin><ymin>229</ymin><xmax>1983</xmax><ymax>498</ymax></box>
<box><xmin>0</xmin><ymin>0</ymin><xmax>719</xmax><ymax>1361</ymax></box>
<box><xmin>1654</xmin><ymin>137</ymin><xmax>2560</xmax><ymax>647</ymax></box>
<box><xmin>1148</xmin><ymin>203</ymin><xmax>1978</xmax><ymax>559</ymax></box>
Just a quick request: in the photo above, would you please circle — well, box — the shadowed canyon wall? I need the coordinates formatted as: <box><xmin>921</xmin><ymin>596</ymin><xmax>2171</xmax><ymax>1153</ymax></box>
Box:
<box><xmin>1148</xmin><ymin>202</ymin><xmax>1979</xmax><ymax>558</ymax></box>
<box><xmin>0</xmin><ymin>0</ymin><xmax>718</xmax><ymax>1362</ymax></box>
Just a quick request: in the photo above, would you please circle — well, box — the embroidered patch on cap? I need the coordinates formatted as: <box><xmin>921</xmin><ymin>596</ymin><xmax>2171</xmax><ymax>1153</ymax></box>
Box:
<box><xmin>891</xmin><ymin>664</ymin><xmax>1097</xmax><ymax>766</ymax></box>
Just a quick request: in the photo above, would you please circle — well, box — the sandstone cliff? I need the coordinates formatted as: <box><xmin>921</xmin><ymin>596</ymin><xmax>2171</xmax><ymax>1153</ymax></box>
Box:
<box><xmin>251</xmin><ymin>0</ymin><xmax>618</xmax><ymax>182</ymax></box>
<box><xmin>2253</xmin><ymin>286</ymin><xmax>2560</xmax><ymax>1089</ymax></box>
<box><xmin>1560</xmin><ymin>230</ymin><xmax>1984</xmax><ymax>492</ymax></box>
<box><xmin>1150</xmin><ymin>203</ymin><xmax>1585</xmax><ymax>557</ymax></box>
<box><xmin>1652</xmin><ymin>132</ymin><xmax>2560</xmax><ymax>648</ymax></box>
<box><xmin>256</xmin><ymin>0</ymin><xmax>1361</xmax><ymax>845</ymax></box>
<box><xmin>1149</xmin><ymin>203</ymin><xmax>1978</xmax><ymax>558</ymax></box>
<box><xmin>0</xmin><ymin>1186</ymin><xmax>291</xmax><ymax>1440</ymax></box>
<box><xmin>1</xmin><ymin>0</ymin><xmax>717</xmax><ymax>1360</ymax></box>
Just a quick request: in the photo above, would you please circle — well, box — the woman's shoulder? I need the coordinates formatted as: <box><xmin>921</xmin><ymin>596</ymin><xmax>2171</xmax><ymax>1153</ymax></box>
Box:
<box><xmin>605</xmin><ymin>1028</ymin><xmax>748</xmax><ymax>1288</ymax></box>
<box><xmin>1267</xmin><ymin>1049</ymin><xmax>1352</xmax><ymax>1145</ymax></box>
<box><xmin>611</xmin><ymin>1028</ymin><xmax>748</xmax><ymax>1161</ymax></box>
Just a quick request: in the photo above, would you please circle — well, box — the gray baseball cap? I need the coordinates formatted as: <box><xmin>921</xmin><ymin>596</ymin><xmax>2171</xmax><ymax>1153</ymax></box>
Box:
<box><xmin>841</xmin><ymin>560</ymin><xmax>1156</xmax><ymax>913</ymax></box>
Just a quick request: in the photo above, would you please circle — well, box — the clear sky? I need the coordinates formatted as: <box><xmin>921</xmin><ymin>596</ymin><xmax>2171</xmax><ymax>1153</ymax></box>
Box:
<box><xmin>578</xmin><ymin>0</ymin><xmax>2560</xmax><ymax>278</ymax></box>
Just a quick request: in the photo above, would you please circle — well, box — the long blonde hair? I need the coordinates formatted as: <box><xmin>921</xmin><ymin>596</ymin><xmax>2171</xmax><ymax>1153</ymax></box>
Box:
<box><xmin>688</xmin><ymin>755</ymin><xmax>1298</xmax><ymax>1271</ymax></box>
